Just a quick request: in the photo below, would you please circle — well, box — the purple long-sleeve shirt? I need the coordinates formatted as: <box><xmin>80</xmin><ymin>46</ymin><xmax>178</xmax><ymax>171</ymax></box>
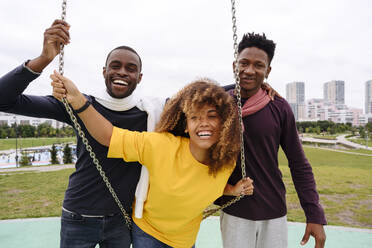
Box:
<box><xmin>216</xmin><ymin>95</ymin><xmax>326</xmax><ymax>225</ymax></box>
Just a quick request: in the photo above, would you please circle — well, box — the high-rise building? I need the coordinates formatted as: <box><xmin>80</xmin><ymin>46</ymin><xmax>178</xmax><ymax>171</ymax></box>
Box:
<box><xmin>286</xmin><ymin>82</ymin><xmax>305</xmax><ymax>120</ymax></box>
<box><xmin>323</xmin><ymin>80</ymin><xmax>345</xmax><ymax>105</ymax></box>
<box><xmin>365</xmin><ymin>80</ymin><xmax>372</xmax><ymax>114</ymax></box>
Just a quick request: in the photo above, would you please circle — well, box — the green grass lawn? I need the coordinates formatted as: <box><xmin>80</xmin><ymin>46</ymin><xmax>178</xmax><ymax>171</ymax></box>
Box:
<box><xmin>0</xmin><ymin>137</ymin><xmax>76</xmax><ymax>151</ymax></box>
<box><xmin>0</xmin><ymin>169</ymin><xmax>73</xmax><ymax>219</ymax></box>
<box><xmin>279</xmin><ymin>146</ymin><xmax>372</xmax><ymax>169</ymax></box>
<box><xmin>279</xmin><ymin>147</ymin><xmax>372</xmax><ymax>228</ymax></box>
<box><xmin>1</xmin><ymin>147</ymin><xmax>371</xmax><ymax>229</ymax></box>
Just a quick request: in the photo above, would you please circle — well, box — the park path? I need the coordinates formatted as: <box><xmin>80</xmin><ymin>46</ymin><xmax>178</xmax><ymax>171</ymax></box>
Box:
<box><xmin>0</xmin><ymin>164</ymin><xmax>74</xmax><ymax>174</ymax></box>
<box><xmin>303</xmin><ymin>145</ymin><xmax>372</xmax><ymax>157</ymax></box>
<box><xmin>336</xmin><ymin>134</ymin><xmax>372</xmax><ymax>150</ymax></box>
<box><xmin>300</xmin><ymin>134</ymin><xmax>372</xmax><ymax>153</ymax></box>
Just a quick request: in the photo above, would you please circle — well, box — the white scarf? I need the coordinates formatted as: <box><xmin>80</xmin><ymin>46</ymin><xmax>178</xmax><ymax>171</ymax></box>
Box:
<box><xmin>95</xmin><ymin>90</ymin><xmax>165</xmax><ymax>218</ymax></box>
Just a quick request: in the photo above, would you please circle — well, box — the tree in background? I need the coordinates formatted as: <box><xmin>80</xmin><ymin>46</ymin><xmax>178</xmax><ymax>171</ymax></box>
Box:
<box><xmin>61</xmin><ymin>126</ymin><xmax>75</xmax><ymax>137</ymax></box>
<box><xmin>37</xmin><ymin>123</ymin><xmax>53</xmax><ymax>137</ymax></box>
<box><xmin>296</xmin><ymin>120</ymin><xmax>354</xmax><ymax>134</ymax></box>
<box><xmin>63</xmin><ymin>143</ymin><xmax>73</xmax><ymax>164</ymax></box>
<box><xmin>329</xmin><ymin>126</ymin><xmax>336</xmax><ymax>135</ymax></box>
<box><xmin>359</xmin><ymin>126</ymin><xmax>366</xmax><ymax>139</ymax></box>
<box><xmin>315</xmin><ymin>126</ymin><xmax>321</xmax><ymax>135</ymax></box>
<box><xmin>18</xmin><ymin>124</ymin><xmax>36</xmax><ymax>138</ymax></box>
<box><xmin>298</xmin><ymin>126</ymin><xmax>303</xmax><ymax>134</ymax></box>
<box><xmin>366</xmin><ymin>123</ymin><xmax>372</xmax><ymax>134</ymax></box>
<box><xmin>350</xmin><ymin>126</ymin><xmax>357</xmax><ymax>136</ymax></box>
<box><xmin>0</xmin><ymin>123</ymin><xmax>75</xmax><ymax>138</ymax></box>
<box><xmin>50</xmin><ymin>144</ymin><xmax>59</xmax><ymax>164</ymax></box>
<box><xmin>19</xmin><ymin>150</ymin><xmax>31</xmax><ymax>167</ymax></box>
<box><xmin>0</xmin><ymin>128</ymin><xmax>8</xmax><ymax>139</ymax></box>
<box><xmin>8</xmin><ymin>126</ymin><xmax>16</xmax><ymax>138</ymax></box>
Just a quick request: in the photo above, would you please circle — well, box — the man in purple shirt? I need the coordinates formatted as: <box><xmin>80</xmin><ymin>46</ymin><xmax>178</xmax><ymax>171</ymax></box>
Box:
<box><xmin>216</xmin><ymin>33</ymin><xmax>326</xmax><ymax>248</ymax></box>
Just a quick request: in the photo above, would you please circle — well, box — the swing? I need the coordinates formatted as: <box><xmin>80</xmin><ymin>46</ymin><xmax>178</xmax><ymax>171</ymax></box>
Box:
<box><xmin>57</xmin><ymin>0</ymin><xmax>247</xmax><ymax>229</ymax></box>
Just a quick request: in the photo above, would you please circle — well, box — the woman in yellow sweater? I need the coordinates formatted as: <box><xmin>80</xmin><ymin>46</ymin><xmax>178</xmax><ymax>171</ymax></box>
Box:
<box><xmin>51</xmin><ymin>71</ymin><xmax>253</xmax><ymax>248</ymax></box>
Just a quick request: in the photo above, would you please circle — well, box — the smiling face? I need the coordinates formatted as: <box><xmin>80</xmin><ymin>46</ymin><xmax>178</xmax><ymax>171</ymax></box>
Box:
<box><xmin>185</xmin><ymin>104</ymin><xmax>222</xmax><ymax>156</ymax></box>
<box><xmin>103</xmin><ymin>49</ymin><xmax>142</xmax><ymax>98</ymax></box>
<box><xmin>236</xmin><ymin>47</ymin><xmax>271</xmax><ymax>98</ymax></box>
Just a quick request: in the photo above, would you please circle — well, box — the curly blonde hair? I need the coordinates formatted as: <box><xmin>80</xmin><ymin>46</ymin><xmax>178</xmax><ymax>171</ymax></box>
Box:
<box><xmin>155</xmin><ymin>78</ymin><xmax>240</xmax><ymax>176</ymax></box>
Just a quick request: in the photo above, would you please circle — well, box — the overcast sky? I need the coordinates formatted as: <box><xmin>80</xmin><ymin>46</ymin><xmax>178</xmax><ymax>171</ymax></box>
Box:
<box><xmin>0</xmin><ymin>0</ymin><xmax>371</xmax><ymax>110</ymax></box>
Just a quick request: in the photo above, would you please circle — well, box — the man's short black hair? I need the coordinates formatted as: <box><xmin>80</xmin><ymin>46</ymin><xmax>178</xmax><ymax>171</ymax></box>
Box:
<box><xmin>238</xmin><ymin>33</ymin><xmax>276</xmax><ymax>64</ymax></box>
<box><xmin>105</xmin><ymin>46</ymin><xmax>142</xmax><ymax>71</ymax></box>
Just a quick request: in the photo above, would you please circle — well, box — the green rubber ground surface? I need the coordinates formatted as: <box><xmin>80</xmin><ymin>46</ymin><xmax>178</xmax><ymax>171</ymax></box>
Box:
<box><xmin>0</xmin><ymin>217</ymin><xmax>371</xmax><ymax>247</ymax></box>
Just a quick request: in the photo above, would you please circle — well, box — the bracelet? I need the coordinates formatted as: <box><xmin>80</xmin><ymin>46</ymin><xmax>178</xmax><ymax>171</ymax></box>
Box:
<box><xmin>74</xmin><ymin>100</ymin><xmax>91</xmax><ymax>113</ymax></box>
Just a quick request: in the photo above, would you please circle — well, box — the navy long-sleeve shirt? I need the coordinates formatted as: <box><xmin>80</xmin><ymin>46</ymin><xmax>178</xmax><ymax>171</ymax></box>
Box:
<box><xmin>216</xmin><ymin>86</ymin><xmax>326</xmax><ymax>225</ymax></box>
<box><xmin>0</xmin><ymin>64</ymin><xmax>147</xmax><ymax>215</ymax></box>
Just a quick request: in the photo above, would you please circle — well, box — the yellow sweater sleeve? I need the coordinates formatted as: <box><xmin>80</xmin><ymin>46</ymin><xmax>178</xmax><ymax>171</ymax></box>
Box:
<box><xmin>107</xmin><ymin>126</ymin><xmax>146</xmax><ymax>164</ymax></box>
<box><xmin>107</xmin><ymin>127</ymin><xmax>125</xmax><ymax>159</ymax></box>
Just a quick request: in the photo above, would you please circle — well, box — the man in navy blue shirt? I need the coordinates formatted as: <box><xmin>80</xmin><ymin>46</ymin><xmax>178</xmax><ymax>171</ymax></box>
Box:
<box><xmin>0</xmin><ymin>19</ymin><xmax>163</xmax><ymax>248</ymax></box>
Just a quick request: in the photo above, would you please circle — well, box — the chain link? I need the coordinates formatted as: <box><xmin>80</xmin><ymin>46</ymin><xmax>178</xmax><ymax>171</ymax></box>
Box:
<box><xmin>58</xmin><ymin>0</ymin><xmax>132</xmax><ymax>229</ymax></box>
<box><xmin>203</xmin><ymin>0</ymin><xmax>247</xmax><ymax>219</ymax></box>
<box><xmin>59</xmin><ymin>0</ymin><xmax>66</xmax><ymax>76</ymax></box>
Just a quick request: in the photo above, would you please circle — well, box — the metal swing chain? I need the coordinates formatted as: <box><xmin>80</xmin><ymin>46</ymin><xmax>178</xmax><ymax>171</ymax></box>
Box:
<box><xmin>231</xmin><ymin>0</ymin><xmax>247</xmax><ymax>179</ymax></box>
<box><xmin>58</xmin><ymin>0</ymin><xmax>245</xmax><ymax>223</ymax></box>
<box><xmin>58</xmin><ymin>0</ymin><xmax>132</xmax><ymax>229</ymax></box>
<box><xmin>203</xmin><ymin>0</ymin><xmax>247</xmax><ymax>219</ymax></box>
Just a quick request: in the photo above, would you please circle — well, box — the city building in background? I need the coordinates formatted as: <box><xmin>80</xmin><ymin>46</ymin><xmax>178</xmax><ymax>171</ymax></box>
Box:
<box><xmin>284</xmin><ymin>79</ymin><xmax>370</xmax><ymax>126</ymax></box>
<box><xmin>366</xmin><ymin>80</ymin><xmax>372</xmax><ymax>114</ymax></box>
<box><xmin>0</xmin><ymin>112</ymin><xmax>62</xmax><ymax>128</ymax></box>
<box><xmin>304</xmin><ymin>98</ymin><xmax>364</xmax><ymax>125</ymax></box>
<box><xmin>306</xmin><ymin>98</ymin><xmax>327</xmax><ymax>120</ymax></box>
<box><xmin>286</xmin><ymin>81</ymin><xmax>306</xmax><ymax>121</ymax></box>
<box><xmin>324</xmin><ymin>80</ymin><xmax>345</xmax><ymax>105</ymax></box>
